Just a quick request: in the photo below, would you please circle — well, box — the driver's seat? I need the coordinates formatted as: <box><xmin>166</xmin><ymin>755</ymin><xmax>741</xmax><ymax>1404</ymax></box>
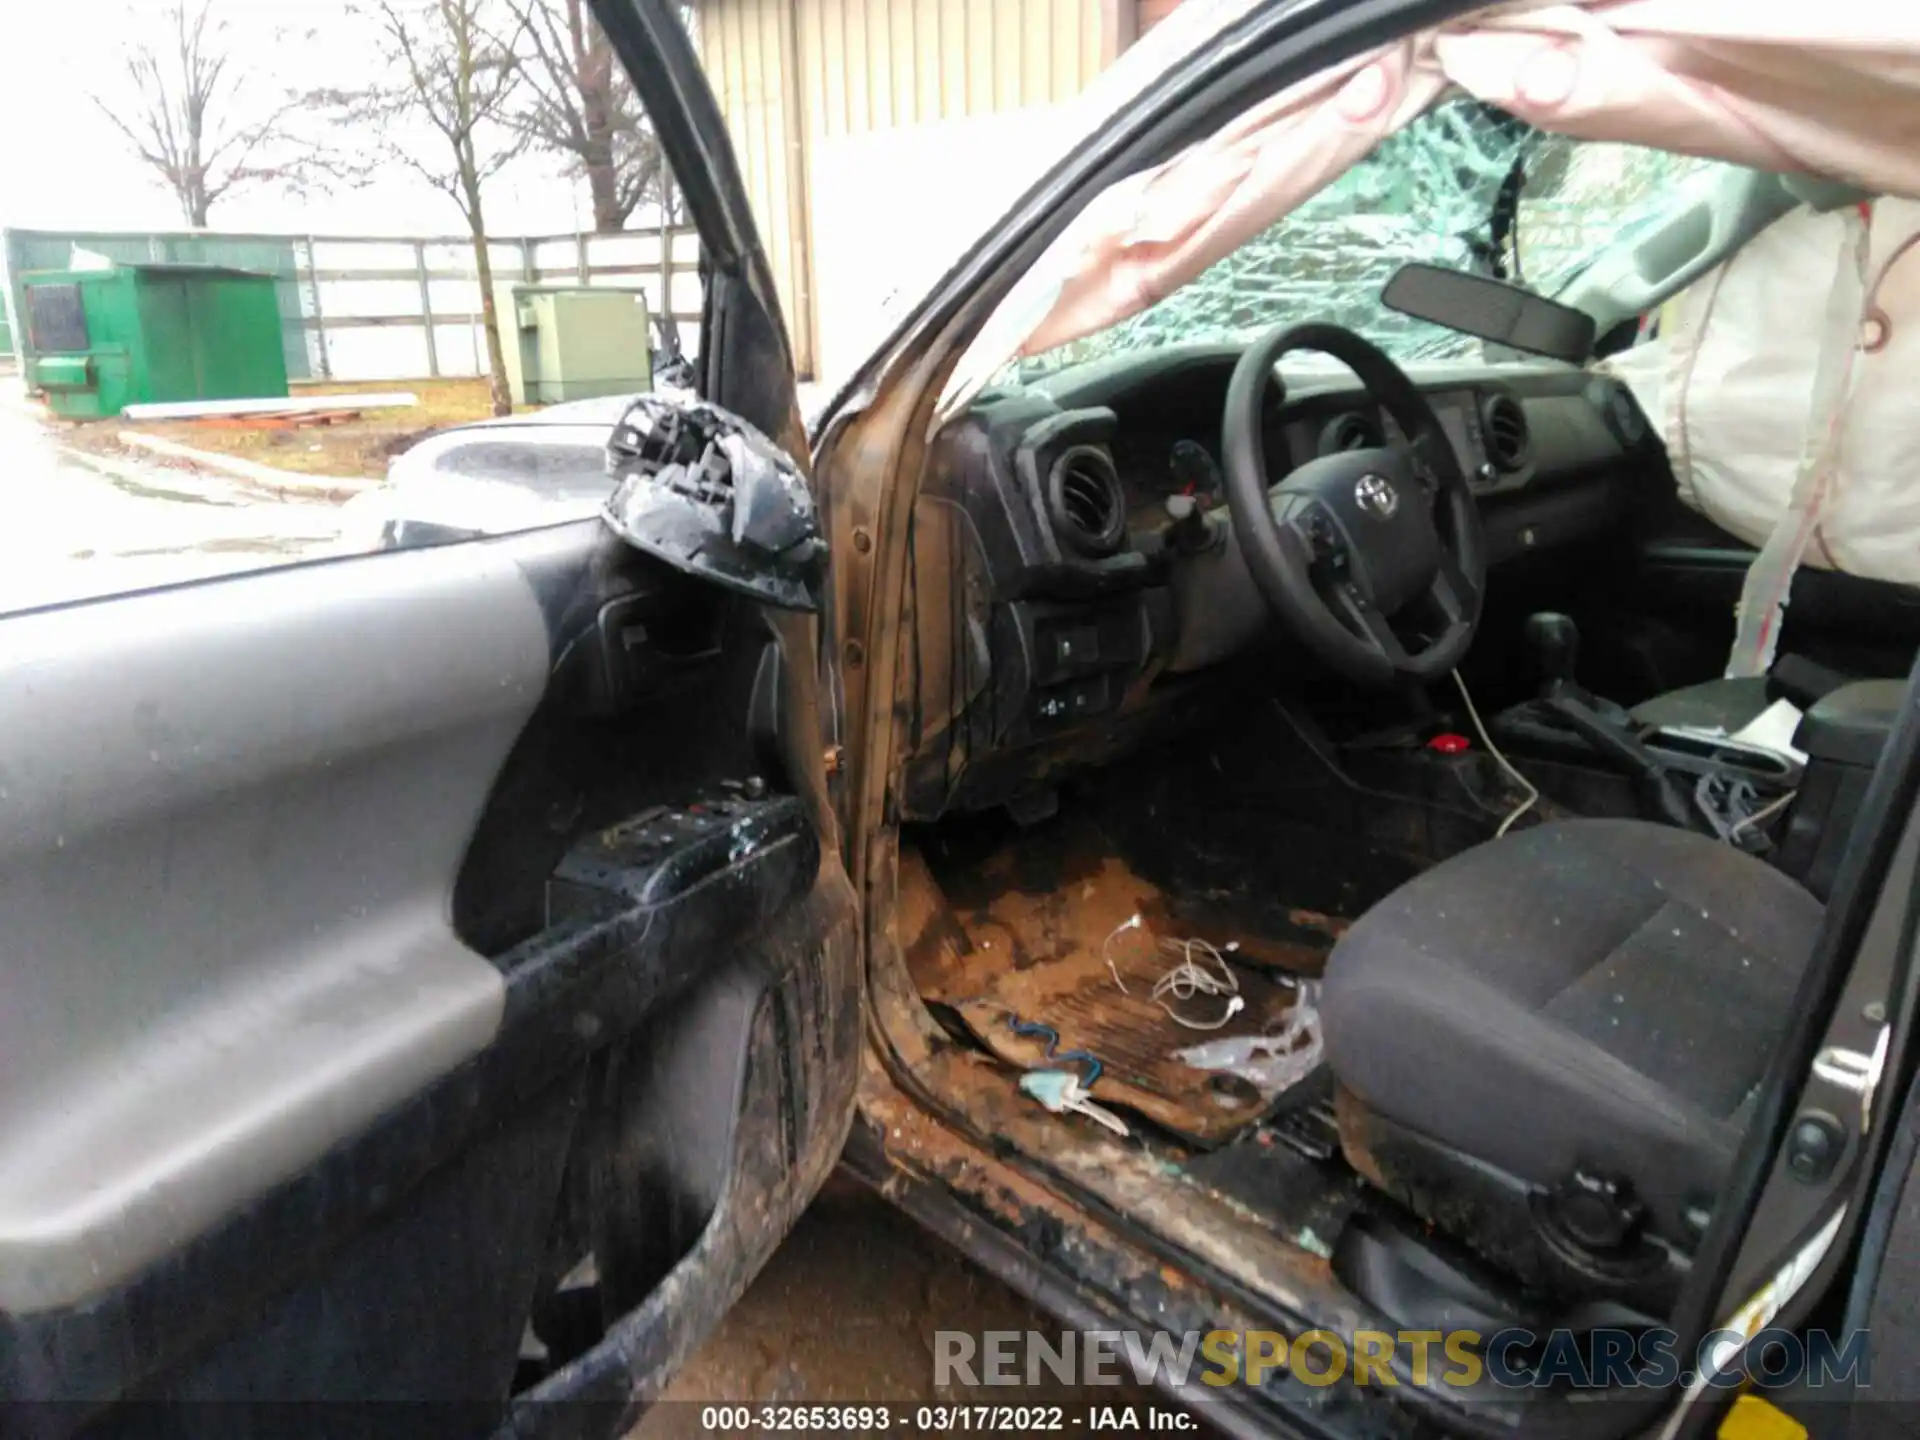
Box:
<box><xmin>1320</xmin><ymin>819</ymin><xmax>1823</xmax><ymax>1304</ymax></box>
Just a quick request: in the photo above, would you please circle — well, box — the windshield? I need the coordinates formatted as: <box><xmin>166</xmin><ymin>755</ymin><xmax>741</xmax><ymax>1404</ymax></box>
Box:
<box><xmin>1011</xmin><ymin>98</ymin><xmax>1731</xmax><ymax>382</ymax></box>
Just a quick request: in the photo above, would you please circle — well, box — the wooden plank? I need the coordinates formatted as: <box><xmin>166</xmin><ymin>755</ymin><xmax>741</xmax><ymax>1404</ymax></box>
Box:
<box><xmin>122</xmin><ymin>392</ymin><xmax>419</xmax><ymax>422</ymax></box>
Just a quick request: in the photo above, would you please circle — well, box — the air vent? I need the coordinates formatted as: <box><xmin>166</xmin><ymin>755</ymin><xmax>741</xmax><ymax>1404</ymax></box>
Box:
<box><xmin>1046</xmin><ymin>446</ymin><xmax>1126</xmax><ymax>557</ymax></box>
<box><xmin>1482</xmin><ymin>395</ymin><xmax>1533</xmax><ymax>473</ymax></box>
<box><xmin>1319</xmin><ymin>411</ymin><xmax>1381</xmax><ymax>456</ymax></box>
<box><xmin>1592</xmin><ymin>378</ymin><xmax>1647</xmax><ymax>446</ymax></box>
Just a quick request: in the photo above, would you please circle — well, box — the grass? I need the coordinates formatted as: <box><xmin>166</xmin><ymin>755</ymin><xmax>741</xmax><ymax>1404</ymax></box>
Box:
<box><xmin>105</xmin><ymin>377</ymin><xmax>532</xmax><ymax>480</ymax></box>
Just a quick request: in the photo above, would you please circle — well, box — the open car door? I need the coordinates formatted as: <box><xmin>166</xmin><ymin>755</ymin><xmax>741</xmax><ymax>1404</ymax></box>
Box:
<box><xmin>0</xmin><ymin>5</ymin><xmax>857</xmax><ymax>1437</ymax></box>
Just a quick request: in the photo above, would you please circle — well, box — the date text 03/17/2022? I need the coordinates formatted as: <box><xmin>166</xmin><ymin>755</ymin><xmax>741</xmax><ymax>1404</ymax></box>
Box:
<box><xmin>695</xmin><ymin>1403</ymin><xmax>1199</xmax><ymax>1431</ymax></box>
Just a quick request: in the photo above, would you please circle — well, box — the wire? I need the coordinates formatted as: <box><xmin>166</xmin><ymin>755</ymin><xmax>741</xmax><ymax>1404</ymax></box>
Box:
<box><xmin>1450</xmin><ymin>670</ymin><xmax>1539</xmax><ymax>836</ymax></box>
<box><xmin>1729</xmin><ymin>787</ymin><xmax>1797</xmax><ymax>843</ymax></box>
<box><xmin>1104</xmin><ymin>915</ymin><xmax>1247</xmax><ymax>1030</ymax></box>
<box><xmin>1102</xmin><ymin>915</ymin><xmax>1139</xmax><ymax>994</ymax></box>
<box><xmin>1005</xmin><ymin>1017</ymin><xmax>1105</xmax><ymax>1087</ymax></box>
<box><xmin>1269</xmin><ymin>699</ymin><xmax>1513</xmax><ymax>827</ymax></box>
<box><xmin>1148</xmin><ymin>935</ymin><xmax>1247</xmax><ymax>1031</ymax></box>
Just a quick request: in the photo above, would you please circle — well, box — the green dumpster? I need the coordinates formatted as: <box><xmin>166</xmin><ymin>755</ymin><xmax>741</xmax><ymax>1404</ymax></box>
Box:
<box><xmin>19</xmin><ymin>262</ymin><xmax>289</xmax><ymax>419</ymax></box>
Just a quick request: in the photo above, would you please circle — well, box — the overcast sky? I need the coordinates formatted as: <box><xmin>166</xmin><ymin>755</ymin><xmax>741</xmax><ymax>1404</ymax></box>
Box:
<box><xmin>0</xmin><ymin>0</ymin><xmax>608</xmax><ymax>239</ymax></box>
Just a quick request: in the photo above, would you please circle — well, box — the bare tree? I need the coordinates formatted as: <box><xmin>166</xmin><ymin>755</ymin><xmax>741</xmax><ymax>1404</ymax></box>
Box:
<box><xmin>325</xmin><ymin>0</ymin><xmax>526</xmax><ymax>415</ymax></box>
<box><xmin>501</xmin><ymin>0</ymin><xmax>675</xmax><ymax>233</ymax></box>
<box><xmin>94</xmin><ymin>1</ymin><xmax>314</xmax><ymax>228</ymax></box>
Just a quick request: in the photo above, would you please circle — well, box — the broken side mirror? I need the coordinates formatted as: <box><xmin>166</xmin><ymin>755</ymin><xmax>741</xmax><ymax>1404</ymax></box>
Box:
<box><xmin>1381</xmin><ymin>263</ymin><xmax>1597</xmax><ymax>365</ymax></box>
<box><xmin>602</xmin><ymin>396</ymin><xmax>826</xmax><ymax>612</ymax></box>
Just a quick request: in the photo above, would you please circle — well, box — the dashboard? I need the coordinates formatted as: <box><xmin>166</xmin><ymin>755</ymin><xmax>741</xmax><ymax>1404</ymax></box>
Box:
<box><xmin>900</xmin><ymin>343</ymin><xmax>1658</xmax><ymax>820</ymax></box>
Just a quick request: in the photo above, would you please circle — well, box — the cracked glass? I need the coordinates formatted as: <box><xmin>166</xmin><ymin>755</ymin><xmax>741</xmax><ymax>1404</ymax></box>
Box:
<box><xmin>1013</xmin><ymin>97</ymin><xmax>1728</xmax><ymax>382</ymax></box>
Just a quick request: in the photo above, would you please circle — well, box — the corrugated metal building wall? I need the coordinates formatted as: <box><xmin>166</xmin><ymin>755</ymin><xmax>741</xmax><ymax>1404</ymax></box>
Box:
<box><xmin>695</xmin><ymin>0</ymin><xmax>1154</xmax><ymax>378</ymax></box>
<box><xmin>1137</xmin><ymin>0</ymin><xmax>1187</xmax><ymax>31</ymax></box>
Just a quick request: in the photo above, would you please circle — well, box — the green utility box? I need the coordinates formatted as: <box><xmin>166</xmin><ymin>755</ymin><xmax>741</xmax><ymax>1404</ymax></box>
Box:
<box><xmin>497</xmin><ymin>284</ymin><xmax>652</xmax><ymax>406</ymax></box>
<box><xmin>19</xmin><ymin>262</ymin><xmax>289</xmax><ymax>419</ymax></box>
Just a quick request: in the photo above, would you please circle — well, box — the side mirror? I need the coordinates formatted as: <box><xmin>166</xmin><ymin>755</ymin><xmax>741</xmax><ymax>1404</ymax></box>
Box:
<box><xmin>602</xmin><ymin>395</ymin><xmax>825</xmax><ymax>612</ymax></box>
<box><xmin>1381</xmin><ymin>263</ymin><xmax>1596</xmax><ymax>365</ymax></box>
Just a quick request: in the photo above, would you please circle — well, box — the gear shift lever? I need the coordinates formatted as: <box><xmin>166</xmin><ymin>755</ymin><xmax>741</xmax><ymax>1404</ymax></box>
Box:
<box><xmin>1523</xmin><ymin>612</ymin><xmax>1581</xmax><ymax>699</ymax></box>
<box><xmin>1511</xmin><ymin>612</ymin><xmax>1699</xmax><ymax>828</ymax></box>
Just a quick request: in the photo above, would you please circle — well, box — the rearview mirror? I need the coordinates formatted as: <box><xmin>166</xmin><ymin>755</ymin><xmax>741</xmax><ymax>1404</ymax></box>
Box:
<box><xmin>1381</xmin><ymin>263</ymin><xmax>1596</xmax><ymax>365</ymax></box>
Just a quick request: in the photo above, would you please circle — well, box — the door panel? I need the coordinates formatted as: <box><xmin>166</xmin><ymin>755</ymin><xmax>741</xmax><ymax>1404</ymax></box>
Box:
<box><xmin>0</xmin><ymin>538</ymin><xmax>546</xmax><ymax>1315</ymax></box>
<box><xmin>0</xmin><ymin>519</ymin><xmax>855</xmax><ymax>1435</ymax></box>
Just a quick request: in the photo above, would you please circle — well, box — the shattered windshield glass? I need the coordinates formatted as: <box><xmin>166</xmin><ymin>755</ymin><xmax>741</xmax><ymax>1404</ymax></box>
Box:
<box><xmin>1013</xmin><ymin>98</ymin><xmax>1727</xmax><ymax>380</ymax></box>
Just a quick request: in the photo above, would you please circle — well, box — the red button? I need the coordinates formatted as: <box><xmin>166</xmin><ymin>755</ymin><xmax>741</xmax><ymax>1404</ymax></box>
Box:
<box><xmin>1427</xmin><ymin>732</ymin><xmax>1472</xmax><ymax>755</ymax></box>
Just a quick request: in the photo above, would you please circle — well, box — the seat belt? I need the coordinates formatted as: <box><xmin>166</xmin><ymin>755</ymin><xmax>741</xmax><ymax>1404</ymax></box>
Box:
<box><xmin>1725</xmin><ymin>204</ymin><xmax>1871</xmax><ymax>679</ymax></box>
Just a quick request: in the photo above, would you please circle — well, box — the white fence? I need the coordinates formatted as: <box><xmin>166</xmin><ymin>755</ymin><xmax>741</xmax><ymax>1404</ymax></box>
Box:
<box><xmin>302</xmin><ymin>228</ymin><xmax>704</xmax><ymax>381</ymax></box>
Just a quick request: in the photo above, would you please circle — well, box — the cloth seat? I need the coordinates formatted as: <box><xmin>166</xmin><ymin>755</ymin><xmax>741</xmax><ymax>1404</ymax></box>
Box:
<box><xmin>1321</xmin><ymin>819</ymin><xmax>1824</xmax><ymax>1250</ymax></box>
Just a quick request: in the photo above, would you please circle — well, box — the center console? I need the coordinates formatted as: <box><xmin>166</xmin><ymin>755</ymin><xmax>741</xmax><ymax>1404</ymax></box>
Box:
<box><xmin>1492</xmin><ymin>614</ymin><xmax>1802</xmax><ymax>840</ymax></box>
<box><xmin>1774</xmin><ymin>680</ymin><xmax>1906</xmax><ymax>899</ymax></box>
<box><xmin>1489</xmin><ymin>614</ymin><xmax>1903</xmax><ymax>895</ymax></box>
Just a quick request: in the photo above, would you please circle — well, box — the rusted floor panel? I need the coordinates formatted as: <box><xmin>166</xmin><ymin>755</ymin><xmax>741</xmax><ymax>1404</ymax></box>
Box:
<box><xmin>907</xmin><ymin>829</ymin><xmax>1326</xmax><ymax>1147</ymax></box>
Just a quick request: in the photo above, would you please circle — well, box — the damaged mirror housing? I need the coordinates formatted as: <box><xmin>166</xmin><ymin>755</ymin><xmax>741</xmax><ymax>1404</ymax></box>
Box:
<box><xmin>1381</xmin><ymin>262</ymin><xmax>1597</xmax><ymax>364</ymax></box>
<box><xmin>602</xmin><ymin>396</ymin><xmax>826</xmax><ymax>612</ymax></box>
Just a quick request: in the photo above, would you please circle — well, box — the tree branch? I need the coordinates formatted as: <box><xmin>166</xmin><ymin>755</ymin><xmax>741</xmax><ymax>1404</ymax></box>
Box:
<box><xmin>92</xmin><ymin>0</ymin><xmax>328</xmax><ymax>226</ymax></box>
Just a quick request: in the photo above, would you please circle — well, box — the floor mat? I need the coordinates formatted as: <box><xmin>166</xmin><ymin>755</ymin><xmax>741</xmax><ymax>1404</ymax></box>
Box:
<box><xmin>907</xmin><ymin>832</ymin><xmax>1328</xmax><ymax>1147</ymax></box>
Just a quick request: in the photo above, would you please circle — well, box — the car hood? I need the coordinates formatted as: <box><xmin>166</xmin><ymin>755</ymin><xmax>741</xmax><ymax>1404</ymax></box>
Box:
<box><xmin>360</xmin><ymin>393</ymin><xmax>670</xmax><ymax>547</ymax></box>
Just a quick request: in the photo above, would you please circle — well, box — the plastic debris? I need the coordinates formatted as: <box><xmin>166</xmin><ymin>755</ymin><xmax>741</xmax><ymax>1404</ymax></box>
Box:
<box><xmin>1020</xmin><ymin>1069</ymin><xmax>1130</xmax><ymax>1136</ymax></box>
<box><xmin>1006</xmin><ymin>1015</ymin><xmax>1104</xmax><ymax>1087</ymax></box>
<box><xmin>1294</xmin><ymin>1226</ymin><xmax>1333</xmax><ymax>1259</ymax></box>
<box><xmin>1176</xmin><ymin>980</ymin><xmax>1325</xmax><ymax>1093</ymax></box>
<box><xmin>603</xmin><ymin>395</ymin><xmax>825</xmax><ymax>610</ymax></box>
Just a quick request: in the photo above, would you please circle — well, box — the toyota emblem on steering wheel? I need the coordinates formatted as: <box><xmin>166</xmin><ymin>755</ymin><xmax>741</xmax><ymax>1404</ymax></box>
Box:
<box><xmin>1354</xmin><ymin>473</ymin><xmax>1399</xmax><ymax>520</ymax></box>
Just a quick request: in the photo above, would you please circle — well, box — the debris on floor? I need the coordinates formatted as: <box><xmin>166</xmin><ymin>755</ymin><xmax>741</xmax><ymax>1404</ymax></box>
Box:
<box><xmin>907</xmin><ymin>833</ymin><xmax>1329</xmax><ymax>1147</ymax></box>
<box><xmin>1103</xmin><ymin>917</ymin><xmax>1249</xmax><ymax>1031</ymax></box>
<box><xmin>1174</xmin><ymin>980</ymin><xmax>1324</xmax><ymax>1093</ymax></box>
<box><xmin>1018</xmin><ymin>1068</ymin><xmax>1130</xmax><ymax>1136</ymax></box>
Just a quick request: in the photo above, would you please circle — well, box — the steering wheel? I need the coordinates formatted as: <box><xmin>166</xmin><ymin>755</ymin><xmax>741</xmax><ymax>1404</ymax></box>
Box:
<box><xmin>1221</xmin><ymin>323</ymin><xmax>1486</xmax><ymax>688</ymax></box>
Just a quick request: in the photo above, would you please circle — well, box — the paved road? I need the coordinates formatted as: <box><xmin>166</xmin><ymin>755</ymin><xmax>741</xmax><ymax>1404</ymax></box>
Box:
<box><xmin>0</xmin><ymin>387</ymin><xmax>347</xmax><ymax>613</ymax></box>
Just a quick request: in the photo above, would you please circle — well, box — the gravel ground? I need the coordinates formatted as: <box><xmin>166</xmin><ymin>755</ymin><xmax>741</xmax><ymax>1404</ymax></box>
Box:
<box><xmin>634</xmin><ymin>1179</ymin><xmax>1191</xmax><ymax>1438</ymax></box>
